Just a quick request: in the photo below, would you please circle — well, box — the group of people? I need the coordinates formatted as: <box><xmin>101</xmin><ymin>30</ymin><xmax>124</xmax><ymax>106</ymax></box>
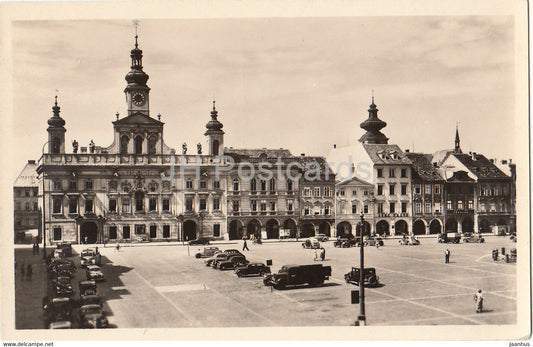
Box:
<box><xmin>314</xmin><ymin>247</ymin><xmax>326</xmax><ymax>261</ymax></box>
<box><xmin>16</xmin><ymin>262</ymin><xmax>32</xmax><ymax>280</ymax></box>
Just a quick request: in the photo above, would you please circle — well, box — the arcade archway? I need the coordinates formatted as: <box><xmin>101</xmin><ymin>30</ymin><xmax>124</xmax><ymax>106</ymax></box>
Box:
<box><xmin>462</xmin><ymin>217</ymin><xmax>474</xmax><ymax>234</ymax></box>
<box><xmin>318</xmin><ymin>222</ymin><xmax>331</xmax><ymax>237</ymax></box>
<box><xmin>300</xmin><ymin>222</ymin><xmax>315</xmax><ymax>238</ymax></box>
<box><xmin>81</xmin><ymin>222</ymin><xmax>98</xmax><ymax>244</ymax></box>
<box><xmin>413</xmin><ymin>220</ymin><xmax>426</xmax><ymax>235</ymax></box>
<box><xmin>283</xmin><ymin>219</ymin><xmax>298</xmax><ymax>238</ymax></box>
<box><xmin>395</xmin><ymin>220</ymin><xmax>409</xmax><ymax>236</ymax></box>
<box><xmin>445</xmin><ymin>218</ymin><xmax>458</xmax><ymax>233</ymax></box>
<box><xmin>247</xmin><ymin>219</ymin><xmax>261</xmax><ymax>239</ymax></box>
<box><xmin>228</xmin><ymin>220</ymin><xmax>244</xmax><ymax>240</ymax></box>
<box><xmin>337</xmin><ymin>221</ymin><xmax>352</xmax><ymax>237</ymax></box>
<box><xmin>376</xmin><ymin>220</ymin><xmax>390</xmax><ymax>236</ymax></box>
<box><xmin>183</xmin><ymin>220</ymin><xmax>197</xmax><ymax>241</ymax></box>
<box><xmin>429</xmin><ymin>219</ymin><xmax>442</xmax><ymax>234</ymax></box>
<box><xmin>266</xmin><ymin>219</ymin><xmax>280</xmax><ymax>239</ymax></box>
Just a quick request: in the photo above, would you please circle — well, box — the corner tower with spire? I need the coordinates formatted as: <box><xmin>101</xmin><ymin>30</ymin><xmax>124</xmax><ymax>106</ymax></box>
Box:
<box><xmin>204</xmin><ymin>100</ymin><xmax>224</xmax><ymax>156</ymax></box>
<box><xmin>454</xmin><ymin>123</ymin><xmax>462</xmax><ymax>154</ymax></box>
<box><xmin>124</xmin><ymin>33</ymin><xmax>150</xmax><ymax>116</ymax></box>
<box><xmin>47</xmin><ymin>95</ymin><xmax>66</xmax><ymax>154</ymax></box>
<box><xmin>358</xmin><ymin>95</ymin><xmax>389</xmax><ymax>144</ymax></box>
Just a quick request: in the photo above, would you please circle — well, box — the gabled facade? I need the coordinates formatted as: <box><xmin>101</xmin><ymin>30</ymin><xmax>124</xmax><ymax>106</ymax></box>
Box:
<box><xmin>335</xmin><ymin>176</ymin><xmax>374</xmax><ymax>237</ymax></box>
<box><xmin>14</xmin><ymin>160</ymin><xmax>40</xmax><ymax>243</ymax></box>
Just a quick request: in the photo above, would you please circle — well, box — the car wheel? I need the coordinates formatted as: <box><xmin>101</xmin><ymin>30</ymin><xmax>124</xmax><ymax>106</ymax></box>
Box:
<box><xmin>236</xmin><ymin>271</ymin><xmax>243</xmax><ymax>277</ymax></box>
<box><xmin>274</xmin><ymin>279</ymin><xmax>286</xmax><ymax>290</ymax></box>
<box><xmin>195</xmin><ymin>253</ymin><xmax>201</xmax><ymax>259</ymax></box>
<box><xmin>368</xmin><ymin>276</ymin><xmax>377</xmax><ymax>286</ymax></box>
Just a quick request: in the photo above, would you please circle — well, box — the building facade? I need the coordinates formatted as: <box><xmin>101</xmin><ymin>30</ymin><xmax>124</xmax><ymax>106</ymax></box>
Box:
<box><xmin>335</xmin><ymin>176</ymin><xmax>374</xmax><ymax>237</ymax></box>
<box><xmin>14</xmin><ymin>160</ymin><xmax>41</xmax><ymax>243</ymax></box>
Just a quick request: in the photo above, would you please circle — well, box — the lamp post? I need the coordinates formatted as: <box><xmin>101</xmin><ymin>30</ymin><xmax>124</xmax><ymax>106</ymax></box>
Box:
<box><xmin>357</xmin><ymin>212</ymin><xmax>366</xmax><ymax>326</ymax></box>
<box><xmin>41</xmin><ymin>141</ymin><xmax>49</xmax><ymax>260</ymax></box>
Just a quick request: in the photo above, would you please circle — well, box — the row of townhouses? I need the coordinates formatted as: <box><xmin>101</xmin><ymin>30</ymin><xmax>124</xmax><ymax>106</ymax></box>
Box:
<box><xmin>14</xmin><ymin>36</ymin><xmax>516</xmax><ymax>245</ymax></box>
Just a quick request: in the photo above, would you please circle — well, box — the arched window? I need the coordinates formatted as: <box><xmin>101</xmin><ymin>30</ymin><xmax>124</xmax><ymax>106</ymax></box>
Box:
<box><xmin>134</xmin><ymin>135</ymin><xmax>143</xmax><ymax>155</ymax></box>
<box><xmin>233</xmin><ymin>178</ymin><xmax>240</xmax><ymax>191</ymax></box>
<box><xmin>269</xmin><ymin>178</ymin><xmax>276</xmax><ymax>191</ymax></box>
<box><xmin>148</xmin><ymin>135</ymin><xmax>157</xmax><ymax>155</ymax></box>
<box><xmin>250</xmin><ymin>178</ymin><xmax>257</xmax><ymax>192</ymax></box>
<box><xmin>120</xmin><ymin>135</ymin><xmax>129</xmax><ymax>154</ymax></box>
<box><xmin>212</xmin><ymin>140</ymin><xmax>219</xmax><ymax>156</ymax></box>
<box><xmin>51</xmin><ymin>137</ymin><xmax>61</xmax><ymax>154</ymax></box>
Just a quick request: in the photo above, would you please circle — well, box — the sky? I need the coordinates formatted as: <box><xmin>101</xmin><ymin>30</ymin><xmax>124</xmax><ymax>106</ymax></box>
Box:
<box><xmin>10</xmin><ymin>16</ymin><xmax>515</xmax><ymax>182</ymax></box>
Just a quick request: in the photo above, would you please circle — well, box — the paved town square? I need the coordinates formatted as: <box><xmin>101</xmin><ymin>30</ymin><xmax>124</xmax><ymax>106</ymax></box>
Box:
<box><xmin>16</xmin><ymin>236</ymin><xmax>516</xmax><ymax>329</ymax></box>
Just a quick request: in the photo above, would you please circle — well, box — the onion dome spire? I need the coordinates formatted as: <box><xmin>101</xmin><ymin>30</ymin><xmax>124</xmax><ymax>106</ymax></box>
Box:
<box><xmin>47</xmin><ymin>95</ymin><xmax>66</xmax><ymax>128</ymax></box>
<box><xmin>358</xmin><ymin>93</ymin><xmax>389</xmax><ymax>144</ymax></box>
<box><xmin>205</xmin><ymin>100</ymin><xmax>224</xmax><ymax>134</ymax></box>
<box><xmin>125</xmin><ymin>34</ymin><xmax>149</xmax><ymax>86</ymax></box>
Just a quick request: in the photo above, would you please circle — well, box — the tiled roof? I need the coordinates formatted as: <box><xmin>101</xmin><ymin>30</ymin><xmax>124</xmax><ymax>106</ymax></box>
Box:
<box><xmin>297</xmin><ymin>156</ymin><xmax>335</xmax><ymax>176</ymax></box>
<box><xmin>14</xmin><ymin>161</ymin><xmax>38</xmax><ymax>187</ymax></box>
<box><xmin>362</xmin><ymin>144</ymin><xmax>412</xmax><ymax>165</ymax></box>
<box><xmin>406</xmin><ymin>152</ymin><xmax>445</xmax><ymax>182</ymax></box>
<box><xmin>454</xmin><ymin>153</ymin><xmax>510</xmax><ymax>180</ymax></box>
<box><xmin>224</xmin><ymin>148</ymin><xmax>293</xmax><ymax>159</ymax></box>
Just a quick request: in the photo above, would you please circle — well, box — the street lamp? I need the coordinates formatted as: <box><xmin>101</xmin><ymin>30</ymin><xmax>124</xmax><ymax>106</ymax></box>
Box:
<box><xmin>356</xmin><ymin>212</ymin><xmax>366</xmax><ymax>326</ymax></box>
<box><xmin>41</xmin><ymin>141</ymin><xmax>49</xmax><ymax>260</ymax></box>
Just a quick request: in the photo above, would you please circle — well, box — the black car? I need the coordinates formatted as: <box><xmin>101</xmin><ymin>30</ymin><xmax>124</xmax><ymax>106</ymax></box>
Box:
<box><xmin>344</xmin><ymin>267</ymin><xmax>380</xmax><ymax>287</ymax></box>
<box><xmin>235</xmin><ymin>263</ymin><xmax>271</xmax><ymax>277</ymax></box>
<box><xmin>53</xmin><ymin>276</ymin><xmax>74</xmax><ymax>296</ymax></box>
<box><xmin>78</xmin><ymin>304</ymin><xmax>109</xmax><ymax>328</ymax></box>
<box><xmin>188</xmin><ymin>237</ymin><xmax>211</xmax><ymax>245</ymax></box>
<box><xmin>43</xmin><ymin>297</ymin><xmax>72</xmax><ymax>326</ymax></box>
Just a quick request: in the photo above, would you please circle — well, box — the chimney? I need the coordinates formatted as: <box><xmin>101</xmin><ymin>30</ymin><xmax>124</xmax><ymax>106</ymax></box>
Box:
<box><xmin>28</xmin><ymin>160</ymin><xmax>36</xmax><ymax>164</ymax></box>
<box><xmin>471</xmin><ymin>152</ymin><xmax>477</xmax><ymax>160</ymax></box>
<box><xmin>300</xmin><ymin>153</ymin><xmax>305</xmax><ymax>157</ymax></box>
<box><xmin>489</xmin><ymin>159</ymin><xmax>494</xmax><ymax>164</ymax></box>
<box><xmin>509</xmin><ymin>163</ymin><xmax>516</xmax><ymax>181</ymax></box>
<box><xmin>405</xmin><ymin>149</ymin><xmax>410</xmax><ymax>153</ymax></box>
<box><xmin>333</xmin><ymin>144</ymin><xmax>336</xmax><ymax>149</ymax></box>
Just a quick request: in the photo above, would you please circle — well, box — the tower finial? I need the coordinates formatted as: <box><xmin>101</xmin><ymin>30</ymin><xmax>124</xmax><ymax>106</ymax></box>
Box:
<box><xmin>213</xmin><ymin>99</ymin><xmax>216</xmax><ymax>111</ymax></box>
<box><xmin>454</xmin><ymin>121</ymin><xmax>462</xmax><ymax>154</ymax></box>
<box><xmin>54</xmin><ymin>95</ymin><xmax>58</xmax><ymax>106</ymax></box>
<box><xmin>372</xmin><ymin>89</ymin><xmax>374</xmax><ymax>104</ymax></box>
<box><xmin>133</xmin><ymin>19</ymin><xmax>139</xmax><ymax>47</ymax></box>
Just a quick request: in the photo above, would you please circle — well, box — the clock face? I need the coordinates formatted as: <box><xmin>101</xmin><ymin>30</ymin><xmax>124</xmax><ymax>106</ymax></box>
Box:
<box><xmin>132</xmin><ymin>92</ymin><xmax>146</xmax><ymax>106</ymax></box>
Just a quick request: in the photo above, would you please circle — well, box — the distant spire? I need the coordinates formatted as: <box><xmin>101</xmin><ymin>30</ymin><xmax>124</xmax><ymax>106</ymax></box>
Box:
<box><xmin>454</xmin><ymin>122</ymin><xmax>462</xmax><ymax>154</ymax></box>
<box><xmin>213</xmin><ymin>99</ymin><xmax>216</xmax><ymax>111</ymax></box>
<box><xmin>133</xmin><ymin>20</ymin><xmax>140</xmax><ymax>47</ymax></box>
<box><xmin>371</xmin><ymin>89</ymin><xmax>374</xmax><ymax>104</ymax></box>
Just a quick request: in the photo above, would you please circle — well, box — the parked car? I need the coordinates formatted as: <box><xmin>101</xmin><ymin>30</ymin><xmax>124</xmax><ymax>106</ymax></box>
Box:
<box><xmin>263</xmin><ymin>264</ymin><xmax>332</xmax><ymax>289</ymax></box>
<box><xmin>53</xmin><ymin>249</ymin><xmax>65</xmax><ymax>259</ymax></box>
<box><xmin>398</xmin><ymin>235</ymin><xmax>420</xmax><ymax>245</ymax></box>
<box><xmin>213</xmin><ymin>253</ymin><xmax>245</xmax><ymax>268</ymax></box>
<box><xmin>86</xmin><ymin>265</ymin><xmax>105</xmax><ymax>282</ymax></box>
<box><xmin>79</xmin><ymin>280</ymin><xmax>98</xmax><ymax>298</ymax></box>
<box><xmin>80</xmin><ymin>294</ymin><xmax>103</xmax><ymax>307</ymax></box>
<box><xmin>438</xmin><ymin>232</ymin><xmax>461</xmax><ymax>243</ymax></box>
<box><xmin>56</xmin><ymin>242</ymin><xmax>73</xmax><ymax>257</ymax></box>
<box><xmin>344</xmin><ymin>267</ymin><xmax>380</xmax><ymax>287</ymax></box>
<box><xmin>80</xmin><ymin>248</ymin><xmax>96</xmax><ymax>258</ymax></box>
<box><xmin>301</xmin><ymin>238</ymin><xmax>321</xmax><ymax>249</ymax></box>
<box><xmin>43</xmin><ymin>297</ymin><xmax>73</xmax><ymax>325</ymax></box>
<box><xmin>315</xmin><ymin>234</ymin><xmax>329</xmax><ymax>242</ymax></box>
<box><xmin>53</xmin><ymin>276</ymin><xmax>74</xmax><ymax>296</ymax></box>
<box><xmin>195</xmin><ymin>246</ymin><xmax>221</xmax><ymax>258</ymax></box>
<box><xmin>50</xmin><ymin>264</ymin><xmax>75</xmax><ymax>279</ymax></box>
<box><xmin>364</xmin><ymin>236</ymin><xmax>384</xmax><ymax>247</ymax></box>
<box><xmin>235</xmin><ymin>263</ymin><xmax>271</xmax><ymax>277</ymax></box>
<box><xmin>510</xmin><ymin>233</ymin><xmax>517</xmax><ymax>242</ymax></box>
<box><xmin>48</xmin><ymin>259</ymin><xmax>76</xmax><ymax>273</ymax></box>
<box><xmin>189</xmin><ymin>237</ymin><xmax>212</xmax><ymax>245</ymax></box>
<box><xmin>134</xmin><ymin>234</ymin><xmax>150</xmax><ymax>242</ymax></box>
<box><xmin>217</xmin><ymin>255</ymin><xmax>249</xmax><ymax>270</ymax></box>
<box><xmin>333</xmin><ymin>235</ymin><xmax>360</xmax><ymax>248</ymax></box>
<box><xmin>463</xmin><ymin>234</ymin><xmax>485</xmax><ymax>243</ymax></box>
<box><xmin>78</xmin><ymin>304</ymin><xmax>109</xmax><ymax>328</ymax></box>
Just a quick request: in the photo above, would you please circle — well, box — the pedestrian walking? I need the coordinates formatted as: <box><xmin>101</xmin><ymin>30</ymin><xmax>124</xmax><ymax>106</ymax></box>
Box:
<box><xmin>444</xmin><ymin>249</ymin><xmax>450</xmax><ymax>263</ymax></box>
<box><xmin>314</xmin><ymin>249</ymin><xmax>319</xmax><ymax>261</ymax></box>
<box><xmin>319</xmin><ymin>247</ymin><xmax>325</xmax><ymax>261</ymax></box>
<box><xmin>20</xmin><ymin>263</ymin><xmax>25</xmax><ymax>278</ymax></box>
<box><xmin>474</xmin><ymin>289</ymin><xmax>484</xmax><ymax>313</ymax></box>
<box><xmin>36</xmin><ymin>243</ymin><xmax>39</xmax><ymax>255</ymax></box>
<box><xmin>242</xmin><ymin>239</ymin><xmax>249</xmax><ymax>251</ymax></box>
<box><xmin>115</xmin><ymin>243</ymin><xmax>120</xmax><ymax>251</ymax></box>
<box><xmin>26</xmin><ymin>264</ymin><xmax>32</xmax><ymax>279</ymax></box>
<box><xmin>32</xmin><ymin>243</ymin><xmax>36</xmax><ymax>255</ymax></box>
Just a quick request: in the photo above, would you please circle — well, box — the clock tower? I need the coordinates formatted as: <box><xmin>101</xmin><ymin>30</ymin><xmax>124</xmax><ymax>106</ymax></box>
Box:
<box><xmin>124</xmin><ymin>35</ymin><xmax>150</xmax><ymax>116</ymax></box>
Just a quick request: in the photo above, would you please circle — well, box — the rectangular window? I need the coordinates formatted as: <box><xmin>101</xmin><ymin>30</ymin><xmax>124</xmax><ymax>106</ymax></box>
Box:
<box><xmin>163</xmin><ymin>225</ymin><xmax>170</xmax><ymax>238</ymax></box>
<box><xmin>186</xmin><ymin>180</ymin><xmax>193</xmax><ymax>189</ymax></box>
<box><xmin>414</xmin><ymin>185</ymin><xmax>421</xmax><ymax>194</ymax></box>
<box><xmin>122</xmin><ymin>198</ymin><xmax>131</xmax><ymax>213</ymax></box>
<box><xmin>424</xmin><ymin>202</ymin><xmax>431</xmax><ymax>213</ymax></box>
<box><xmin>447</xmin><ymin>200</ymin><xmax>453</xmax><ymax>210</ymax></box>
<box><xmin>314</xmin><ymin>187</ymin><xmax>321</xmax><ymax>197</ymax></box>
<box><xmin>287</xmin><ymin>200</ymin><xmax>293</xmax><ymax>211</ymax></box>
<box><xmin>260</xmin><ymin>180</ymin><xmax>267</xmax><ymax>191</ymax></box>
<box><xmin>389</xmin><ymin>168</ymin><xmax>396</xmax><ymax>178</ymax></box>
<box><xmin>377</xmin><ymin>168</ymin><xmax>383</xmax><ymax>178</ymax></box>
<box><xmin>401</xmin><ymin>184</ymin><xmax>407</xmax><ymax>195</ymax></box>
<box><xmin>339</xmin><ymin>190</ymin><xmax>345</xmax><ymax>196</ymax></box>
<box><xmin>108</xmin><ymin>199</ymin><xmax>116</xmax><ymax>212</ymax></box>
<box><xmin>324</xmin><ymin>187</ymin><xmax>331</xmax><ymax>197</ymax></box>
<box><xmin>123</xmin><ymin>226</ymin><xmax>131</xmax><ymax>239</ymax></box>
<box><xmin>53</xmin><ymin>227</ymin><xmax>61</xmax><ymax>241</ymax></box>
<box><xmin>304</xmin><ymin>207</ymin><xmax>310</xmax><ymax>215</ymax></box>
<box><xmin>390</xmin><ymin>202</ymin><xmax>395</xmax><ymax>213</ymax></box>
<box><xmin>401</xmin><ymin>202</ymin><xmax>407</xmax><ymax>213</ymax></box>
<box><xmin>424</xmin><ymin>185</ymin><xmax>431</xmax><ymax>194</ymax></box>
<box><xmin>251</xmin><ymin>200</ymin><xmax>257</xmax><ymax>211</ymax></box>
<box><xmin>186</xmin><ymin>197</ymin><xmax>194</xmax><ymax>212</ymax></box>
<box><xmin>233</xmin><ymin>180</ymin><xmax>240</xmax><ymax>191</ymax></box>
<box><xmin>149</xmin><ymin>225</ymin><xmax>157</xmax><ymax>238</ymax></box>
<box><xmin>109</xmin><ymin>226</ymin><xmax>117</xmax><ymax>240</ymax></box>
<box><xmin>269</xmin><ymin>179</ymin><xmax>276</xmax><ymax>191</ymax></box>
<box><xmin>69</xmin><ymin>197</ymin><xmax>78</xmax><ymax>214</ymax></box>
<box><xmin>352</xmin><ymin>204</ymin><xmax>357</xmax><ymax>214</ymax></box>
<box><xmin>162</xmin><ymin>198</ymin><xmax>170</xmax><ymax>211</ymax></box>
<box><xmin>135</xmin><ymin>224</ymin><xmax>146</xmax><ymax>235</ymax></box>
<box><xmin>213</xmin><ymin>198</ymin><xmax>220</xmax><ymax>210</ymax></box>
<box><xmin>435</xmin><ymin>185</ymin><xmax>441</xmax><ymax>194</ymax></box>
<box><xmin>53</xmin><ymin>180</ymin><xmax>62</xmax><ymax>191</ymax></box>
<box><xmin>149</xmin><ymin>198</ymin><xmax>157</xmax><ymax>212</ymax></box>
<box><xmin>389</xmin><ymin>184</ymin><xmax>395</xmax><ymax>195</ymax></box>
<box><xmin>232</xmin><ymin>200</ymin><xmax>239</xmax><ymax>212</ymax></box>
<box><xmin>69</xmin><ymin>181</ymin><xmax>77</xmax><ymax>190</ymax></box>
<box><xmin>434</xmin><ymin>202</ymin><xmax>441</xmax><ymax>213</ymax></box>
<box><xmin>352</xmin><ymin>190</ymin><xmax>357</xmax><ymax>196</ymax></box>
<box><xmin>377</xmin><ymin>203</ymin><xmax>384</xmax><ymax>214</ymax></box>
<box><xmin>260</xmin><ymin>202</ymin><xmax>267</xmax><ymax>213</ymax></box>
<box><xmin>401</xmin><ymin>168</ymin><xmax>407</xmax><ymax>178</ymax></box>
<box><xmin>213</xmin><ymin>180</ymin><xmax>220</xmax><ymax>189</ymax></box>
<box><xmin>135</xmin><ymin>197</ymin><xmax>143</xmax><ymax>212</ymax></box>
<box><xmin>33</xmin><ymin>202</ymin><xmax>39</xmax><ymax>211</ymax></box>
<box><xmin>199</xmin><ymin>181</ymin><xmax>207</xmax><ymax>189</ymax></box>
<box><xmin>85</xmin><ymin>180</ymin><xmax>93</xmax><ymax>190</ymax></box>
<box><xmin>458</xmin><ymin>200</ymin><xmax>464</xmax><ymax>210</ymax></box>
<box><xmin>303</xmin><ymin>187</ymin><xmax>311</xmax><ymax>197</ymax></box>
<box><xmin>364</xmin><ymin>204</ymin><xmax>369</xmax><ymax>214</ymax></box>
<box><xmin>199</xmin><ymin>198</ymin><xmax>207</xmax><ymax>211</ymax></box>
<box><xmin>85</xmin><ymin>199</ymin><xmax>93</xmax><ymax>213</ymax></box>
<box><xmin>324</xmin><ymin>206</ymin><xmax>330</xmax><ymax>215</ymax></box>
<box><xmin>415</xmin><ymin>203</ymin><xmax>422</xmax><ymax>213</ymax></box>
<box><xmin>52</xmin><ymin>197</ymin><xmax>62</xmax><ymax>214</ymax></box>
<box><xmin>468</xmin><ymin>200</ymin><xmax>474</xmax><ymax>210</ymax></box>
<box><xmin>213</xmin><ymin>224</ymin><xmax>220</xmax><ymax>237</ymax></box>
<box><xmin>269</xmin><ymin>201</ymin><xmax>276</xmax><ymax>211</ymax></box>
<box><xmin>377</xmin><ymin>184</ymin><xmax>383</xmax><ymax>195</ymax></box>
<box><xmin>287</xmin><ymin>180</ymin><xmax>293</xmax><ymax>192</ymax></box>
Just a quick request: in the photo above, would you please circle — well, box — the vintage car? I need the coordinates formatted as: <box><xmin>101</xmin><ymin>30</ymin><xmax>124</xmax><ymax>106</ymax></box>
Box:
<box><xmin>333</xmin><ymin>235</ymin><xmax>360</xmax><ymax>248</ymax></box>
<box><xmin>53</xmin><ymin>249</ymin><xmax>65</xmax><ymax>259</ymax></box>
<box><xmin>315</xmin><ymin>234</ymin><xmax>329</xmax><ymax>242</ymax></box>
<box><xmin>462</xmin><ymin>234</ymin><xmax>485</xmax><ymax>243</ymax></box>
<box><xmin>264</xmin><ymin>264</ymin><xmax>332</xmax><ymax>289</ymax></box>
<box><xmin>301</xmin><ymin>238</ymin><xmax>321</xmax><ymax>249</ymax></box>
<box><xmin>80</xmin><ymin>294</ymin><xmax>103</xmax><ymax>307</ymax></box>
<box><xmin>56</xmin><ymin>242</ymin><xmax>73</xmax><ymax>257</ymax></box>
<box><xmin>81</xmin><ymin>253</ymin><xmax>102</xmax><ymax>268</ymax></box>
<box><xmin>86</xmin><ymin>265</ymin><xmax>105</xmax><ymax>282</ymax></box>
<box><xmin>235</xmin><ymin>263</ymin><xmax>271</xmax><ymax>277</ymax></box>
<box><xmin>43</xmin><ymin>297</ymin><xmax>72</xmax><ymax>323</ymax></box>
<box><xmin>217</xmin><ymin>255</ymin><xmax>249</xmax><ymax>270</ymax></box>
<box><xmin>195</xmin><ymin>246</ymin><xmax>221</xmax><ymax>258</ymax></box>
<box><xmin>344</xmin><ymin>267</ymin><xmax>380</xmax><ymax>287</ymax></box>
<box><xmin>398</xmin><ymin>235</ymin><xmax>420</xmax><ymax>245</ymax></box>
<box><xmin>49</xmin><ymin>321</ymin><xmax>72</xmax><ymax>329</ymax></box>
<box><xmin>188</xmin><ymin>237</ymin><xmax>212</xmax><ymax>245</ymax></box>
<box><xmin>80</xmin><ymin>248</ymin><xmax>97</xmax><ymax>258</ymax></box>
<box><xmin>48</xmin><ymin>258</ymin><xmax>76</xmax><ymax>272</ymax></box>
<box><xmin>438</xmin><ymin>232</ymin><xmax>461</xmax><ymax>243</ymax></box>
<box><xmin>364</xmin><ymin>236</ymin><xmax>384</xmax><ymax>247</ymax></box>
<box><xmin>50</xmin><ymin>263</ymin><xmax>75</xmax><ymax>279</ymax></box>
<box><xmin>212</xmin><ymin>253</ymin><xmax>245</xmax><ymax>268</ymax></box>
<box><xmin>134</xmin><ymin>234</ymin><xmax>150</xmax><ymax>242</ymax></box>
<box><xmin>53</xmin><ymin>276</ymin><xmax>74</xmax><ymax>296</ymax></box>
<box><xmin>510</xmin><ymin>233</ymin><xmax>517</xmax><ymax>242</ymax></box>
<box><xmin>78</xmin><ymin>304</ymin><xmax>109</xmax><ymax>329</ymax></box>
<box><xmin>79</xmin><ymin>280</ymin><xmax>98</xmax><ymax>298</ymax></box>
